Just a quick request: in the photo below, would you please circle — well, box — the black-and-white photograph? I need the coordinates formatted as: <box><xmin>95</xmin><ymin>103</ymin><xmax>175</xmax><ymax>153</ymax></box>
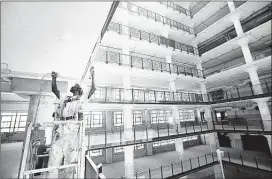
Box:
<box><xmin>1</xmin><ymin>1</ymin><xmax>271</xmax><ymax>179</ymax></box>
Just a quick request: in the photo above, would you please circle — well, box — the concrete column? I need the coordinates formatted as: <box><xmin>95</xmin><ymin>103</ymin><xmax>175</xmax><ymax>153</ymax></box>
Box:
<box><xmin>105</xmin><ymin>148</ymin><xmax>113</xmax><ymax>164</ymax></box>
<box><xmin>239</xmin><ymin>39</ymin><xmax>254</xmax><ymax>64</ymax></box>
<box><xmin>122</xmin><ymin>46</ymin><xmax>130</xmax><ymax>65</ymax></box>
<box><xmin>146</xmin><ymin>143</ymin><xmax>153</xmax><ymax>156</ymax></box>
<box><xmin>123</xmin><ymin>105</ymin><xmax>134</xmax><ymax>176</ymax></box>
<box><xmin>227</xmin><ymin>1</ymin><xmax>236</xmax><ymax>12</ymax></box>
<box><xmin>123</xmin><ymin>75</ymin><xmax>131</xmax><ymax>102</ymax></box>
<box><xmin>175</xmin><ymin>138</ymin><xmax>184</xmax><ymax>161</ymax></box>
<box><xmin>230</xmin><ymin>14</ymin><xmax>244</xmax><ymax>36</ymax></box>
<box><xmin>209</xmin><ymin>133</ymin><xmax>218</xmax><ymax>153</ymax></box>
<box><xmin>246</xmin><ymin>66</ymin><xmax>263</xmax><ymax>95</ymax></box>
<box><xmin>106</xmin><ymin>111</ymin><xmax>112</xmax><ymax>132</ymax></box>
<box><xmin>26</xmin><ymin>95</ymin><xmax>55</xmax><ymax>145</ymax></box>
<box><xmin>264</xmin><ymin>135</ymin><xmax>272</xmax><ymax>155</ymax></box>
<box><xmin>144</xmin><ymin>110</ymin><xmax>151</xmax><ymax>128</ymax></box>
<box><xmin>200</xmin><ymin>82</ymin><xmax>208</xmax><ymax>102</ymax></box>
<box><xmin>196</xmin><ymin>61</ymin><xmax>203</xmax><ymax>78</ymax></box>
<box><xmin>254</xmin><ymin>98</ymin><xmax>271</xmax><ymax>131</ymax></box>
<box><xmin>195</xmin><ymin>108</ymin><xmax>202</xmax><ymax>122</ymax></box>
<box><xmin>204</xmin><ymin>106</ymin><xmax>213</xmax><ymax>128</ymax></box>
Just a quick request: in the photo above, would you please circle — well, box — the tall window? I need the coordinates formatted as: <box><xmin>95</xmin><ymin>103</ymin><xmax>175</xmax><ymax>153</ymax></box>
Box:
<box><xmin>150</xmin><ymin>110</ymin><xmax>169</xmax><ymax>124</ymax></box>
<box><xmin>133</xmin><ymin>111</ymin><xmax>143</xmax><ymax>125</ymax></box>
<box><xmin>91</xmin><ymin>112</ymin><xmax>103</xmax><ymax>128</ymax></box>
<box><xmin>179</xmin><ymin>110</ymin><xmax>195</xmax><ymax>121</ymax></box>
<box><xmin>114</xmin><ymin>111</ymin><xmax>123</xmax><ymax>127</ymax></box>
<box><xmin>165</xmin><ymin>92</ymin><xmax>170</xmax><ymax>101</ymax></box>
<box><xmin>133</xmin><ymin>90</ymin><xmax>141</xmax><ymax>100</ymax></box>
<box><xmin>114</xmin><ymin>146</ymin><xmax>124</xmax><ymax>153</ymax></box>
<box><xmin>83</xmin><ymin>111</ymin><xmax>103</xmax><ymax>128</ymax></box>
<box><xmin>113</xmin><ymin>88</ymin><xmax>121</xmax><ymax>100</ymax></box>
<box><xmin>93</xmin><ymin>87</ymin><xmax>103</xmax><ymax>99</ymax></box>
<box><xmin>156</xmin><ymin>91</ymin><xmax>164</xmax><ymax>101</ymax></box>
<box><xmin>1</xmin><ymin>112</ymin><xmax>27</xmax><ymax>132</ymax></box>
<box><xmin>149</xmin><ymin>91</ymin><xmax>155</xmax><ymax>101</ymax></box>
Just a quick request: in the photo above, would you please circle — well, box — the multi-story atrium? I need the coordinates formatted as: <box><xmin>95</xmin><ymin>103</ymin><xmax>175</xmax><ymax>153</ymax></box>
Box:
<box><xmin>1</xmin><ymin>1</ymin><xmax>272</xmax><ymax>179</ymax></box>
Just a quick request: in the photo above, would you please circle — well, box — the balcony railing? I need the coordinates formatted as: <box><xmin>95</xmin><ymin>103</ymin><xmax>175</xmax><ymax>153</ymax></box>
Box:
<box><xmin>203</xmin><ymin>47</ymin><xmax>271</xmax><ymax>77</ymax></box>
<box><xmin>190</xmin><ymin>1</ymin><xmax>211</xmax><ymax>17</ymax></box>
<box><xmin>90</xmin><ymin>81</ymin><xmax>271</xmax><ymax>105</ymax></box>
<box><xmin>107</xmin><ymin>22</ymin><xmax>199</xmax><ymax>55</ymax></box>
<box><xmin>159</xmin><ymin>1</ymin><xmax>191</xmax><ymax>17</ymax></box>
<box><xmin>91</xmin><ymin>86</ymin><xmax>208</xmax><ymax>104</ymax></box>
<box><xmin>95</xmin><ymin>50</ymin><xmax>203</xmax><ymax>78</ymax></box>
<box><xmin>208</xmin><ymin>81</ymin><xmax>272</xmax><ymax>103</ymax></box>
<box><xmin>85</xmin><ymin>119</ymin><xmax>271</xmax><ymax>151</ymax></box>
<box><xmin>122</xmin><ymin>151</ymin><xmax>272</xmax><ymax>179</ymax></box>
<box><xmin>213</xmin><ymin>119</ymin><xmax>271</xmax><ymax>132</ymax></box>
<box><xmin>118</xmin><ymin>2</ymin><xmax>195</xmax><ymax>35</ymax></box>
<box><xmin>122</xmin><ymin>152</ymin><xmax>218</xmax><ymax>179</ymax></box>
<box><xmin>198</xmin><ymin>3</ymin><xmax>271</xmax><ymax>55</ymax></box>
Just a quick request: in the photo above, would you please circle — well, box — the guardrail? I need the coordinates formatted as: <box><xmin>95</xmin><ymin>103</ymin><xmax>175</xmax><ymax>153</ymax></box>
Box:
<box><xmin>85</xmin><ymin>118</ymin><xmax>272</xmax><ymax>151</ymax></box>
<box><xmin>121</xmin><ymin>152</ymin><xmax>218</xmax><ymax>179</ymax></box>
<box><xmin>118</xmin><ymin>2</ymin><xmax>195</xmax><ymax>35</ymax></box>
<box><xmin>213</xmin><ymin>119</ymin><xmax>271</xmax><ymax>132</ymax></box>
<box><xmin>95</xmin><ymin>50</ymin><xmax>203</xmax><ymax>78</ymax></box>
<box><xmin>208</xmin><ymin>81</ymin><xmax>272</xmax><ymax>103</ymax></box>
<box><xmin>120</xmin><ymin>151</ymin><xmax>272</xmax><ymax>179</ymax></box>
<box><xmin>90</xmin><ymin>86</ymin><xmax>209</xmax><ymax>104</ymax></box>
<box><xmin>159</xmin><ymin>1</ymin><xmax>191</xmax><ymax>17</ymax></box>
<box><xmin>107</xmin><ymin>22</ymin><xmax>199</xmax><ymax>55</ymax></box>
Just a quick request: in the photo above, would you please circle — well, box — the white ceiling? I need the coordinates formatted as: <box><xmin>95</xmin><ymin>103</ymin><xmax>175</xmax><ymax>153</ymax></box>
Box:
<box><xmin>1</xmin><ymin>2</ymin><xmax>112</xmax><ymax>80</ymax></box>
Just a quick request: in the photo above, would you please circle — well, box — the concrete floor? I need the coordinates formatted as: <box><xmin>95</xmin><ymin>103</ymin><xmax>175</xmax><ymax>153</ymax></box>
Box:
<box><xmin>1</xmin><ymin>142</ymin><xmax>271</xmax><ymax>179</ymax></box>
<box><xmin>102</xmin><ymin>145</ymin><xmax>212</xmax><ymax>178</ymax></box>
<box><xmin>1</xmin><ymin>142</ymin><xmax>23</xmax><ymax>178</ymax></box>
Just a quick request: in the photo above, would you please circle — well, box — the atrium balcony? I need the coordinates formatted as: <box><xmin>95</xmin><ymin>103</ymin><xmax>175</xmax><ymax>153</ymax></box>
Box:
<box><xmin>194</xmin><ymin>1</ymin><xmax>271</xmax><ymax>47</ymax></box>
<box><xmin>94</xmin><ymin>48</ymin><xmax>204</xmax><ymax>79</ymax></box>
<box><xmin>104</xmin><ymin>22</ymin><xmax>199</xmax><ymax>60</ymax></box>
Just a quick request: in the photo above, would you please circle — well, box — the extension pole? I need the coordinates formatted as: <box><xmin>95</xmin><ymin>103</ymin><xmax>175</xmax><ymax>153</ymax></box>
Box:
<box><xmin>80</xmin><ymin>1</ymin><xmax>119</xmax><ymax>83</ymax></box>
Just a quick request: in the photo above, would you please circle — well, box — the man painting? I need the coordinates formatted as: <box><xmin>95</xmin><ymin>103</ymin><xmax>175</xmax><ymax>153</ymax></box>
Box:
<box><xmin>47</xmin><ymin>67</ymin><xmax>96</xmax><ymax>178</ymax></box>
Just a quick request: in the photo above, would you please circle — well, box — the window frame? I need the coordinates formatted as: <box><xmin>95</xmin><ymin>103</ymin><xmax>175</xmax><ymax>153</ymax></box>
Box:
<box><xmin>114</xmin><ymin>111</ymin><xmax>123</xmax><ymax>127</ymax></box>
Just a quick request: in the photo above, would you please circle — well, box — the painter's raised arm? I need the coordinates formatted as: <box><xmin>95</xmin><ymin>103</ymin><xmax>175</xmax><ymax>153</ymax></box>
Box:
<box><xmin>51</xmin><ymin>71</ymin><xmax>60</xmax><ymax>99</ymax></box>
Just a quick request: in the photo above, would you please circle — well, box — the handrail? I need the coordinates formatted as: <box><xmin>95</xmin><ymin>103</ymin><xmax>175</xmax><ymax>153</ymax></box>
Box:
<box><xmin>122</xmin><ymin>150</ymin><xmax>272</xmax><ymax>179</ymax></box>
<box><xmin>158</xmin><ymin>1</ymin><xmax>191</xmax><ymax>17</ymax></box>
<box><xmin>107</xmin><ymin>22</ymin><xmax>199</xmax><ymax>55</ymax></box>
<box><xmin>118</xmin><ymin>2</ymin><xmax>195</xmax><ymax>35</ymax></box>
<box><xmin>96</xmin><ymin>49</ymin><xmax>203</xmax><ymax>78</ymax></box>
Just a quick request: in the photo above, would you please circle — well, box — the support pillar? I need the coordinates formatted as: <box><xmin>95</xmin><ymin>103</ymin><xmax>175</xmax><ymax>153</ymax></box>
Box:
<box><xmin>106</xmin><ymin>111</ymin><xmax>112</xmax><ymax>132</ymax></box>
<box><xmin>123</xmin><ymin>105</ymin><xmax>134</xmax><ymax>176</ymax></box>
<box><xmin>200</xmin><ymin>82</ymin><xmax>208</xmax><ymax>102</ymax></box>
<box><xmin>195</xmin><ymin>108</ymin><xmax>202</xmax><ymax>122</ymax></box>
<box><xmin>246</xmin><ymin>66</ymin><xmax>263</xmax><ymax>95</ymax></box>
<box><xmin>230</xmin><ymin>15</ymin><xmax>244</xmax><ymax>36</ymax></box>
<box><xmin>144</xmin><ymin>110</ymin><xmax>151</xmax><ymax>128</ymax></box>
<box><xmin>175</xmin><ymin>138</ymin><xmax>184</xmax><ymax>162</ymax></box>
<box><xmin>239</xmin><ymin>39</ymin><xmax>254</xmax><ymax>64</ymax></box>
<box><xmin>196</xmin><ymin>61</ymin><xmax>203</xmax><ymax>78</ymax></box>
<box><xmin>146</xmin><ymin>143</ymin><xmax>153</xmax><ymax>156</ymax></box>
<box><xmin>105</xmin><ymin>148</ymin><xmax>113</xmax><ymax>164</ymax></box>
<box><xmin>227</xmin><ymin>1</ymin><xmax>236</xmax><ymax>12</ymax></box>
<box><xmin>26</xmin><ymin>95</ymin><xmax>55</xmax><ymax>145</ymax></box>
<box><xmin>209</xmin><ymin>132</ymin><xmax>218</xmax><ymax>153</ymax></box>
<box><xmin>253</xmin><ymin>98</ymin><xmax>271</xmax><ymax>131</ymax></box>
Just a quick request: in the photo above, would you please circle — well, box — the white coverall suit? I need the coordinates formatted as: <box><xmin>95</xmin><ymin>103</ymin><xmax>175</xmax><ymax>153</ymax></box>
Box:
<box><xmin>47</xmin><ymin>95</ymin><xmax>83</xmax><ymax>179</ymax></box>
